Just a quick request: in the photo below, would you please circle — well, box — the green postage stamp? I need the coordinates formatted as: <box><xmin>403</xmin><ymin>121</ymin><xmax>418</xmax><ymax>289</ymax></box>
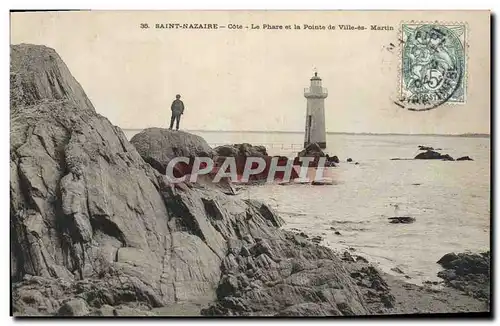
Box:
<box><xmin>400</xmin><ymin>23</ymin><xmax>467</xmax><ymax>111</ymax></box>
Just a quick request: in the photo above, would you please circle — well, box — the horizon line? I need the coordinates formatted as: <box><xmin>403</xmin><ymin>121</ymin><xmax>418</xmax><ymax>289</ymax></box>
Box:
<box><xmin>121</xmin><ymin>128</ymin><xmax>490</xmax><ymax>137</ymax></box>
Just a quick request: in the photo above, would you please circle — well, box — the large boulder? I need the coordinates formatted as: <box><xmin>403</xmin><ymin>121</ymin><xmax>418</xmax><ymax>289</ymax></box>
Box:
<box><xmin>437</xmin><ymin>251</ymin><xmax>490</xmax><ymax>301</ymax></box>
<box><xmin>414</xmin><ymin>150</ymin><xmax>454</xmax><ymax>161</ymax></box>
<box><xmin>10</xmin><ymin>44</ymin><xmax>370</xmax><ymax>316</ymax></box>
<box><xmin>214</xmin><ymin>145</ymin><xmax>238</xmax><ymax>157</ymax></box>
<box><xmin>212</xmin><ymin>143</ymin><xmax>269</xmax><ymax>183</ymax></box>
<box><xmin>130</xmin><ymin>128</ymin><xmax>214</xmax><ymax>174</ymax></box>
<box><xmin>214</xmin><ymin>143</ymin><xmax>268</xmax><ymax>158</ymax></box>
<box><xmin>212</xmin><ymin>144</ymin><xmax>300</xmax><ymax>184</ymax></box>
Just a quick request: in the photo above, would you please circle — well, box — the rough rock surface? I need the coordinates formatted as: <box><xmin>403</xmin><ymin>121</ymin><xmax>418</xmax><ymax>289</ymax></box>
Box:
<box><xmin>343</xmin><ymin>262</ymin><xmax>396</xmax><ymax>313</ymax></box>
<box><xmin>10</xmin><ymin>44</ymin><xmax>226</xmax><ymax>315</ymax></box>
<box><xmin>214</xmin><ymin>143</ymin><xmax>268</xmax><ymax>158</ymax></box>
<box><xmin>437</xmin><ymin>251</ymin><xmax>490</xmax><ymax>301</ymax></box>
<box><xmin>201</xmin><ymin>231</ymin><xmax>368</xmax><ymax>316</ymax></box>
<box><xmin>329</xmin><ymin>155</ymin><xmax>340</xmax><ymax>164</ymax></box>
<box><xmin>130</xmin><ymin>128</ymin><xmax>214</xmax><ymax>174</ymax></box>
<box><xmin>414</xmin><ymin>150</ymin><xmax>454</xmax><ymax>161</ymax></box>
<box><xmin>298</xmin><ymin>143</ymin><xmax>326</xmax><ymax>158</ymax></box>
<box><xmin>212</xmin><ymin>143</ymin><xmax>271</xmax><ymax>183</ymax></box>
<box><xmin>11</xmin><ymin>44</ymin><xmax>370</xmax><ymax>316</ymax></box>
<box><xmin>10</xmin><ymin>44</ymin><xmax>95</xmax><ymax>113</ymax></box>
<box><xmin>296</xmin><ymin>143</ymin><xmax>338</xmax><ymax>167</ymax></box>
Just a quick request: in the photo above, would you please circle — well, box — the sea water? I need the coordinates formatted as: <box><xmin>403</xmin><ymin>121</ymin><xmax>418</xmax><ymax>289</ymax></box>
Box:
<box><xmin>124</xmin><ymin>130</ymin><xmax>490</xmax><ymax>284</ymax></box>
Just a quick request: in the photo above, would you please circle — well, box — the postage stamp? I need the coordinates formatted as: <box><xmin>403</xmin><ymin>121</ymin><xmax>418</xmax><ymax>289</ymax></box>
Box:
<box><xmin>398</xmin><ymin>23</ymin><xmax>467</xmax><ymax>111</ymax></box>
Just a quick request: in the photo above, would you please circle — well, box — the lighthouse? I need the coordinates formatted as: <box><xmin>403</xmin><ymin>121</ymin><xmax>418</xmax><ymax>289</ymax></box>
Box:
<box><xmin>304</xmin><ymin>71</ymin><xmax>328</xmax><ymax>149</ymax></box>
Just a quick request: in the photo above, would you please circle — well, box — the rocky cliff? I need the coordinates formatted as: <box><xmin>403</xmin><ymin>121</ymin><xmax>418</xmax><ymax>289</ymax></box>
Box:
<box><xmin>10</xmin><ymin>44</ymin><xmax>369</xmax><ymax>316</ymax></box>
<box><xmin>10</xmin><ymin>44</ymin><xmax>95</xmax><ymax>113</ymax></box>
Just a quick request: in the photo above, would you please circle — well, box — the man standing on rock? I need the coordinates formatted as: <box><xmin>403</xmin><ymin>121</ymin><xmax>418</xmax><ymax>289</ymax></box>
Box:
<box><xmin>169</xmin><ymin>94</ymin><xmax>185</xmax><ymax>130</ymax></box>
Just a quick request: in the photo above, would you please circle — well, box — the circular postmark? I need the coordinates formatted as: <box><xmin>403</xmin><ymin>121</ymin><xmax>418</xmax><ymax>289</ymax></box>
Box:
<box><xmin>396</xmin><ymin>24</ymin><xmax>465</xmax><ymax>111</ymax></box>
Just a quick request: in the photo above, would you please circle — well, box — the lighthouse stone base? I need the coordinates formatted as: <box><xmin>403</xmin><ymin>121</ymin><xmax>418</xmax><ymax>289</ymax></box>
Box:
<box><xmin>304</xmin><ymin>142</ymin><xmax>326</xmax><ymax>149</ymax></box>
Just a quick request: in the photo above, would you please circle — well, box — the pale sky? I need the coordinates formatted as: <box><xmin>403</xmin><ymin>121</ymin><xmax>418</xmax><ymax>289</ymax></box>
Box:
<box><xmin>10</xmin><ymin>11</ymin><xmax>490</xmax><ymax>134</ymax></box>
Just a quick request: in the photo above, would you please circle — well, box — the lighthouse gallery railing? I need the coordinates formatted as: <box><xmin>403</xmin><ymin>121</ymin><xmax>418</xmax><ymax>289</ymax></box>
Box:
<box><xmin>304</xmin><ymin>87</ymin><xmax>328</xmax><ymax>97</ymax></box>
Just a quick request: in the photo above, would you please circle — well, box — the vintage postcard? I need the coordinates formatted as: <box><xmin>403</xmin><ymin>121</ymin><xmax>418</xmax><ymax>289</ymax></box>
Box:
<box><xmin>9</xmin><ymin>10</ymin><xmax>490</xmax><ymax>317</ymax></box>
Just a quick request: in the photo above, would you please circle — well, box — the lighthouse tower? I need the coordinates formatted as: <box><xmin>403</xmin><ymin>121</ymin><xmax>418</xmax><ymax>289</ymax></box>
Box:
<box><xmin>304</xmin><ymin>71</ymin><xmax>328</xmax><ymax>149</ymax></box>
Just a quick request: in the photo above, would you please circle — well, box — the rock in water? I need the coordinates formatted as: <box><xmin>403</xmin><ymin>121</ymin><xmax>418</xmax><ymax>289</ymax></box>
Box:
<box><xmin>388</xmin><ymin>217</ymin><xmax>416</xmax><ymax>224</ymax></box>
<box><xmin>312</xmin><ymin>180</ymin><xmax>334</xmax><ymax>186</ymax></box>
<box><xmin>457</xmin><ymin>156</ymin><xmax>474</xmax><ymax>161</ymax></box>
<box><xmin>437</xmin><ymin>251</ymin><xmax>490</xmax><ymax>301</ymax></box>
<box><xmin>11</xmin><ymin>44</ymin><xmax>370</xmax><ymax>316</ymax></box>
<box><xmin>298</xmin><ymin>143</ymin><xmax>326</xmax><ymax>157</ymax></box>
<box><xmin>214</xmin><ymin>143</ymin><xmax>268</xmax><ymax>157</ymax></box>
<box><xmin>436</xmin><ymin>253</ymin><xmax>459</xmax><ymax>268</ymax></box>
<box><xmin>213</xmin><ymin>145</ymin><xmax>238</xmax><ymax>157</ymax></box>
<box><xmin>414</xmin><ymin>150</ymin><xmax>454</xmax><ymax>161</ymax></box>
<box><xmin>329</xmin><ymin>155</ymin><xmax>340</xmax><ymax>164</ymax></box>
<box><xmin>212</xmin><ymin>143</ymin><xmax>271</xmax><ymax>183</ymax></box>
<box><xmin>296</xmin><ymin>144</ymin><xmax>338</xmax><ymax>168</ymax></box>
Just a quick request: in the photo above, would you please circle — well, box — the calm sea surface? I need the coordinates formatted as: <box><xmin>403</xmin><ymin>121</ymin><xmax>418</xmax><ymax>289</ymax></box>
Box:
<box><xmin>124</xmin><ymin>130</ymin><xmax>491</xmax><ymax>284</ymax></box>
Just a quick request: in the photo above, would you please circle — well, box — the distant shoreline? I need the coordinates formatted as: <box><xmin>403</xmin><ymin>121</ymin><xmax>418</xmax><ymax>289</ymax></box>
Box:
<box><xmin>122</xmin><ymin>128</ymin><xmax>490</xmax><ymax>138</ymax></box>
